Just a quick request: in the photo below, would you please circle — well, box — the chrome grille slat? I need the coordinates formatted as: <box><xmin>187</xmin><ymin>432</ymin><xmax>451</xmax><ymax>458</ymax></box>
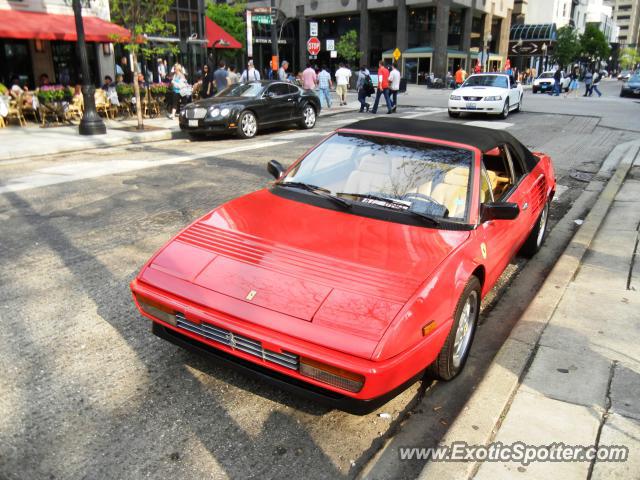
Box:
<box><xmin>173</xmin><ymin>314</ymin><xmax>299</xmax><ymax>370</ymax></box>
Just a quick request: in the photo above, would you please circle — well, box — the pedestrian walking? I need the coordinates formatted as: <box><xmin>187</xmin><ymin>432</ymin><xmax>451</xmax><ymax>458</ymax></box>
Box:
<box><xmin>201</xmin><ymin>64</ymin><xmax>213</xmax><ymax>98</ymax></box>
<box><xmin>167</xmin><ymin>64</ymin><xmax>189</xmax><ymax>119</ymax></box>
<box><xmin>278</xmin><ymin>61</ymin><xmax>289</xmax><ymax>82</ymax></box>
<box><xmin>590</xmin><ymin>70</ymin><xmax>602</xmax><ymax>97</ymax></box>
<box><xmin>552</xmin><ymin>68</ymin><xmax>562</xmax><ymax>96</ymax></box>
<box><xmin>241</xmin><ymin>60</ymin><xmax>261</xmax><ymax>82</ymax></box>
<box><xmin>356</xmin><ymin>65</ymin><xmax>372</xmax><ymax>112</ymax></box>
<box><xmin>370</xmin><ymin>60</ymin><xmax>392</xmax><ymax>114</ymax></box>
<box><xmin>157</xmin><ymin>58</ymin><xmax>167</xmax><ymax>82</ymax></box>
<box><xmin>317</xmin><ymin>65</ymin><xmax>333</xmax><ymax>109</ymax></box>
<box><xmin>454</xmin><ymin>65</ymin><xmax>467</xmax><ymax>87</ymax></box>
<box><xmin>583</xmin><ymin>69</ymin><xmax>593</xmax><ymax>97</ymax></box>
<box><xmin>301</xmin><ymin>63</ymin><xmax>317</xmax><ymax>90</ymax></box>
<box><xmin>227</xmin><ymin>66</ymin><xmax>239</xmax><ymax>85</ymax></box>
<box><xmin>214</xmin><ymin>60</ymin><xmax>229</xmax><ymax>93</ymax></box>
<box><xmin>335</xmin><ymin>63</ymin><xmax>351</xmax><ymax>106</ymax></box>
<box><xmin>565</xmin><ymin>67</ymin><xmax>579</xmax><ymax>98</ymax></box>
<box><xmin>388</xmin><ymin>63</ymin><xmax>401</xmax><ymax>112</ymax></box>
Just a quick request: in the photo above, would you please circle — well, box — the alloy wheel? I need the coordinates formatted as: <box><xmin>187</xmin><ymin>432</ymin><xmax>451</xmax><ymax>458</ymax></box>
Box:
<box><xmin>304</xmin><ymin>106</ymin><xmax>316</xmax><ymax>128</ymax></box>
<box><xmin>452</xmin><ymin>291</ymin><xmax>477</xmax><ymax>369</ymax></box>
<box><xmin>241</xmin><ymin>113</ymin><xmax>257</xmax><ymax>137</ymax></box>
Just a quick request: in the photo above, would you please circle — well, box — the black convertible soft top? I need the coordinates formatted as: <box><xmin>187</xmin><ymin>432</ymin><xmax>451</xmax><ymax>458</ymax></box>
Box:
<box><xmin>340</xmin><ymin>118</ymin><xmax>539</xmax><ymax>170</ymax></box>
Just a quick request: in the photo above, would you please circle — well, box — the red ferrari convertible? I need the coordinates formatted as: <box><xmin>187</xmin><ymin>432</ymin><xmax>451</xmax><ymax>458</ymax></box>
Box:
<box><xmin>131</xmin><ymin>118</ymin><xmax>555</xmax><ymax>413</ymax></box>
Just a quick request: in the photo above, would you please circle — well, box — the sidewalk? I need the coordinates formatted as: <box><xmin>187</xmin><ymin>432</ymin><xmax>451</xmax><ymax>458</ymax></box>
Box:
<box><xmin>0</xmin><ymin>94</ymin><xmax>359</xmax><ymax>163</ymax></box>
<box><xmin>420</xmin><ymin>140</ymin><xmax>640</xmax><ymax>479</ymax></box>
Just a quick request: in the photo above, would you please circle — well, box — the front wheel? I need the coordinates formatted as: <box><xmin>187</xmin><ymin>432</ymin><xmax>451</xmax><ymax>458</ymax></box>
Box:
<box><xmin>237</xmin><ymin>110</ymin><xmax>258</xmax><ymax>138</ymax></box>
<box><xmin>520</xmin><ymin>200</ymin><xmax>550</xmax><ymax>258</ymax></box>
<box><xmin>428</xmin><ymin>276</ymin><xmax>481</xmax><ymax>380</ymax></box>
<box><xmin>499</xmin><ymin>100</ymin><xmax>509</xmax><ymax>119</ymax></box>
<box><xmin>298</xmin><ymin>104</ymin><xmax>316</xmax><ymax>129</ymax></box>
<box><xmin>448</xmin><ymin>110</ymin><xmax>460</xmax><ymax>118</ymax></box>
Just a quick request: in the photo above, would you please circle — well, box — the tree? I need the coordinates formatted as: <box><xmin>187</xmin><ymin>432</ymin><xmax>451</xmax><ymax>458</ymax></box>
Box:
<box><xmin>619</xmin><ymin>47</ymin><xmax>640</xmax><ymax>70</ymax></box>
<box><xmin>579</xmin><ymin>23</ymin><xmax>611</xmax><ymax>66</ymax></box>
<box><xmin>552</xmin><ymin>26</ymin><xmax>580</xmax><ymax>68</ymax></box>
<box><xmin>206</xmin><ymin>1</ymin><xmax>246</xmax><ymax>51</ymax></box>
<box><xmin>336</xmin><ymin>30</ymin><xmax>362</xmax><ymax>65</ymax></box>
<box><xmin>110</xmin><ymin>0</ymin><xmax>177</xmax><ymax>130</ymax></box>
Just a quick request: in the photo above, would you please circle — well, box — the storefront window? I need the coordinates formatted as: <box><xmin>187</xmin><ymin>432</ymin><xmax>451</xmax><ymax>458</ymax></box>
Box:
<box><xmin>51</xmin><ymin>41</ymin><xmax>99</xmax><ymax>86</ymax></box>
<box><xmin>408</xmin><ymin>7</ymin><xmax>435</xmax><ymax>48</ymax></box>
<box><xmin>369</xmin><ymin>10</ymin><xmax>397</xmax><ymax>67</ymax></box>
<box><xmin>0</xmin><ymin>39</ymin><xmax>32</xmax><ymax>88</ymax></box>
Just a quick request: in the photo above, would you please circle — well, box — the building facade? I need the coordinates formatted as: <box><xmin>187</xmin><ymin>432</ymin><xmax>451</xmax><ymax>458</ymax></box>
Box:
<box><xmin>611</xmin><ymin>0</ymin><xmax>640</xmax><ymax>46</ymax></box>
<box><xmin>573</xmin><ymin>0</ymin><xmax>619</xmax><ymax>41</ymax></box>
<box><xmin>0</xmin><ymin>0</ymin><xmax>119</xmax><ymax>88</ymax></box>
<box><xmin>243</xmin><ymin>0</ymin><xmax>514</xmax><ymax>83</ymax></box>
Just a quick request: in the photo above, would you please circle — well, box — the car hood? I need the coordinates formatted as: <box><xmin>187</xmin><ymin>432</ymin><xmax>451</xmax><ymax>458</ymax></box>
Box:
<box><xmin>454</xmin><ymin>85</ymin><xmax>507</xmax><ymax>96</ymax></box>
<box><xmin>140</xmin><ymin>190</ymin><xmax>470</xmax><ymax>355</ymax></box>
<box><xmin>190</xmin><ymin>96</ymin><xmax>252</xmax><ymax>108</ymax></box>
<box><xmin>626</xmin><ymin>80</ymin><xmax>640</xmax><ymax>87</ymax></box>
<box><xmin>533</xmin><ymin>77</ymin><xmax>554</xmax><ymax>84</ymax></box>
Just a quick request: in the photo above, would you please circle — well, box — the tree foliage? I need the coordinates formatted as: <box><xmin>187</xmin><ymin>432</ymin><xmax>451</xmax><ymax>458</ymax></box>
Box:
<box><xmin>336</xmin><ymin>30</ymin><xmax>361</xmax><ymax>64</ymax></box>
<box><xmin>110</xmin><ymin>0</ymin><xmax>177</xmax><ymax>129</ymax></box>
<box><xmin>553</xmin><ymin>26</ymin><xmax>580</xmax><ymax>67</ymax></box>
<box><xmin>619</xmin><ymin>47</ymin><xmax>640</xmax><ymax>70</ymax></box>
<box><xmin>579</xmin><ymin>23</ymin><xmax>611</xmax><ymax>61</ymax></box>
<box><xmin>205</xmin><ymin>0</ymin><xmax>247</xmax><ymax>50</ymax></box>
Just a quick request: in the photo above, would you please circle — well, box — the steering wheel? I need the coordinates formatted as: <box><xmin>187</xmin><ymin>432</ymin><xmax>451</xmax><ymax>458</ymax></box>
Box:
<box><xmin>401</xmin><ymin>192</ymin><xmax>445</xmax><ymax>209</ymax></box>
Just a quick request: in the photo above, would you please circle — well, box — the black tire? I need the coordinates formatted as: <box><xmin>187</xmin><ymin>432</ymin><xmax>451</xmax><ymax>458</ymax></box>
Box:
<box><xmin>428</xmin><ymin>276</ymin><xmax>481</xmax><ymax>380</ymax></box>
<box><xmin>499</xmin><ymin>100</ymin><xmax>509</xmax><ymax>119</ymax></box>
<box><xmin>532</xmin><ymin>88</ymin><xmax>537</xmax><ymax>94</ymax></box>
<box><xmin>298</xmin><ymin>103</ymin><xmax>317</xmax><ymax>129</ymax></box>
<box><xmin>448</xmin><ymin>110</ymin><xmax>460</xmax><ymax>118</ymax></box>
<box><xmin>237</xmin><ymin>110</ymin><xmax>258</xmax><ymax>139</ymax></box>
<box><xmin>520</xmin><ymin>200</ymin><xmax>550</xmax><ymax>258</ymax></box>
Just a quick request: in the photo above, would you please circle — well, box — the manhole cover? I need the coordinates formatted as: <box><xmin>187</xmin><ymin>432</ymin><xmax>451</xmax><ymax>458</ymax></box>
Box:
<box><xmin>569</xmin><ymin>170</ymin><xmax>593</xmax><ymax>183</ymax></box>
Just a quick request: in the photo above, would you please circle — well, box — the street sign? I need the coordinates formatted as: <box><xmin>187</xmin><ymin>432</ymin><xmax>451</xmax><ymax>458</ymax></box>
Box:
<box><xmin>330</xmin><ymin>50</ymin><xmax>337</xmax><ymax>58</ymax></box>
<box><xmin>309</xmin><ymin>21</ymin><xmax>318</xmax><ymax>37</ymax></box>
<box><xmin>326</xmin><ymin>39</ymin><xmax>335</xmax><ymax>51</ymax></box>
<box><xmin>252</xmin><ymin>7</ymin><xmax>271</xmax><ymax>14</ymax></box>
<box><xmin>307</xmin><ymin>36</ymin><xmax>321</xmax><ymax>56</ymax></box>
<box><xmin>393</xmin><ymin>48</ymin><xmax>401</xmax><ymax>61</ymax></box>
<box><xmin>252</xmin><ymin>14</ymin><xmax>272</xmax><ymax>25</ymax></box>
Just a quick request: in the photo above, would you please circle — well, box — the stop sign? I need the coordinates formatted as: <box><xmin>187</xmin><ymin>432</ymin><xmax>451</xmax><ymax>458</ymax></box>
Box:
<box><xmin>307</xmin><ymin>37</ymin><xmax>321</xmax><ymax>56</ymax></box>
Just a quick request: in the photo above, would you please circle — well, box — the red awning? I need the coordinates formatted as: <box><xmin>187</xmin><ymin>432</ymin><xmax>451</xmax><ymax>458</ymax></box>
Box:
<box><xmin>205</xmin><ymin>18</ymin><xmax>242</xmax><ymax>49</ymax></box>
<box><xmin>0</xmin><ymin>10</ymin><xmax>130</xmax><ymax>42</ymax></box>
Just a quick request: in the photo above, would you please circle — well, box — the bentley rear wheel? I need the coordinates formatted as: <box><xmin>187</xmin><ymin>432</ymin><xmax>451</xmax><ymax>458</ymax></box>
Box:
<box><xmin>428</xmin><ymin>276</ymin><xmax>481</xmax><ymax>380</ymax></box>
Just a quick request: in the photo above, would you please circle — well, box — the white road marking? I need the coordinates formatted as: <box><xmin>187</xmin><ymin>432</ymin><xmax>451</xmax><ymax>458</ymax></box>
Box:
<box><xmin>276</xmin><ymin>130</ymin><xmax>331</xmax><ymax>140</ymax></box>
<box><xmin>0</xmin><ymin>140</ymin><xmax>291</xmax><ymax>194</ymax></box>
<box><xmin>464</xmin><ymin>121</ymin><xmax>514</xmax><ymax>130</ymax></box>
<box><xmin>400</xmin><ymin>108</ymin><xmax>447</xmax><ymax>119</ymax></box>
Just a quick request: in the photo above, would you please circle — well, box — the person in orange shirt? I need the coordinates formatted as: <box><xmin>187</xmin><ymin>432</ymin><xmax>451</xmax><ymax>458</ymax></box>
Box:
<box><xmin>370</xmin><ymin>60</ymin><xmax>392</xmax><ymax>114</ymax></box>
<box><xmin>455</xmin><ymin>66</ymin><xmax>467</xmax><ymax>87</ymax></box>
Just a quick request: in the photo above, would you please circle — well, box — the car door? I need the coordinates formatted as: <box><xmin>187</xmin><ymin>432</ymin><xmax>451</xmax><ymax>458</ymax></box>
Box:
<box><xmin>508</xmin><ymin>76</ymin><xmax>520</xmax><ymax>106</ymax></box>
<box><xmin>262</xmin><ymin>83</ymin><xmax>294</xmax><ymax>124</ymax></box>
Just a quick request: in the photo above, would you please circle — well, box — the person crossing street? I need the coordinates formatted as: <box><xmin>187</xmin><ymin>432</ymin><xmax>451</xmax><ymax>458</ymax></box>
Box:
<box><xmin>317</xmin><ymin>65</ymin><xmax>333</xmax><ymax>109</ymax></box>
<box><xmin>370</xmin><ymin>60</ymin><xmax>392</xmax><ymax>114</ymax></box>
<box><xmin>388</xmin><ymin>63</ymin><xmax>401</xmax><ymax>113</ymax></box>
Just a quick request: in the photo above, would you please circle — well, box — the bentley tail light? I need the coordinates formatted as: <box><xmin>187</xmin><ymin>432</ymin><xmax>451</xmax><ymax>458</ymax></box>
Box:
<box><xmin>135</xmin><ymin>294</ymin><xmax>177</xmax><ymax>327</ymax></box>
<box><xmin>299</xmin><ymin>357</ymin><xmax>364</xmax><ymax>393</ymax></box>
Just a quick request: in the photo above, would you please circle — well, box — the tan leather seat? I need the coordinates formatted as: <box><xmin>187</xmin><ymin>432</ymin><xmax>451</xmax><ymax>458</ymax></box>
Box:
<box><xmin>343</xmin><ymin>154</ymin><xmax>391</xmax><ymax>193</ymax></box>
<box><xmin>430</xmin><ymin>167</ymin><xmax>470</xmax><ymax>218</ymax></box>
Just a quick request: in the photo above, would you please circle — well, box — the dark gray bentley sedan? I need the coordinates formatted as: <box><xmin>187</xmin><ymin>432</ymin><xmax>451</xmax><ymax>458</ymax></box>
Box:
<box><xmin>179</xmin><ymin>80</ymin><xmax>321</xmax><ymax>139</ymax></box>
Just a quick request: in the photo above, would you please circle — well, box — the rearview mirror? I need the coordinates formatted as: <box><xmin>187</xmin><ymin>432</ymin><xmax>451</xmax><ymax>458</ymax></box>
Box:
<box><xmin>267</xmin><ymin>159</ymin><xmax>285</xmax><ymax>179</ymax></box>
<box><xmin>481</xmin><ymin>202</ymin><xmax>519</xmax><ymax>222</ymax></box>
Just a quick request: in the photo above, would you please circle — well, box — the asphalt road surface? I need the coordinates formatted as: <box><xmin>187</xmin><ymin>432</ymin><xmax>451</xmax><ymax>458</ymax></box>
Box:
<box><xmin>1</xmin><ymin>80</ymin><xmax>637</xmax><ymax>480</ymax></box>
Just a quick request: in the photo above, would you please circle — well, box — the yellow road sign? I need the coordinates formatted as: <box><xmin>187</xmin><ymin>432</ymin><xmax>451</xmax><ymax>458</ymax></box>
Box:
<box><xmin>393</xmin><ymin>48</ymin><xmax>401</xmax><ymax>61</ymax></box>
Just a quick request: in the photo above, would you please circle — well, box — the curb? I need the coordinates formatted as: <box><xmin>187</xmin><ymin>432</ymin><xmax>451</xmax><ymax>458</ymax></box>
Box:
<box><xmin>0</xmin><ymin>128</ymin><xmax>186</xmax><ymax>163</ymax></box>
<box><xmin>417</xmin><ymin>139</ymin><xmax>640</xmax><ymax>480</ymax></box>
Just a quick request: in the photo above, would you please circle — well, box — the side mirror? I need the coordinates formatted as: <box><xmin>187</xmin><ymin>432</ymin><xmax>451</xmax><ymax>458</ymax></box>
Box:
<box><xmin>267</xmin><ymin>159</ymin><xmax>285</xmax><ymax>179</ymax></box>
<box><xmin>481</xmin><ymin>202</ymin><xmax>519</xmax><ymax>222</ymax></box>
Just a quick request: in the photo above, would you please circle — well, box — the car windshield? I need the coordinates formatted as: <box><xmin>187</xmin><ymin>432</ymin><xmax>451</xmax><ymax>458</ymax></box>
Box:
<box><xmin>539</xmin><ymin>72</ymin><xmax>554</xmax><ymax>78</ymax></box>
<box><xmin>462</xmin><ymin>75</ymin><xmax>508</xmax><ymax>88</ymax></box>
<box><xmin>216</xmin><ymin>83</ymin><xmax>263</xmax><ymax>98</ymax></box>
<box><xmin>280</xmin><ymin>133</ymin><xmax>474</xmax><ymax>221</ymax></box>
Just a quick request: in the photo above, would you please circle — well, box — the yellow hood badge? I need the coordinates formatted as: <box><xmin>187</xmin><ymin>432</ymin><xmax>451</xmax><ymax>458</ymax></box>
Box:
<box><xmin>246</xmin><ymin>290</ymin><xmax>257</xmax><ymax>301</ymax></box>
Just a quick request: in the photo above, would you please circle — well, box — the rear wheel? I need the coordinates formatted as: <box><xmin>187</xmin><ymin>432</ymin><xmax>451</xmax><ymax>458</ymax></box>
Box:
<box><xmin>515</xmin><ymin>94</ymin><xmax>523</xmax><ymax>112</ymax></box>
<box><xmin>428</xmin><ymin>276</ymin><xmax>481</xmax><ymax>380</ymax></box>
<box><xmin>520</xmin><ymin>200</ymin><xmax>550</xmax><ymax>258</ymax></box>
<box><xmin>237</xmin><ymin>110</ymin><xmax>257</xmax><ymax>139</ymax></box>
<box><xmin>298</xmin><ymin>103</ymin><xmax>316</xmax><ymax>129</ymax></box>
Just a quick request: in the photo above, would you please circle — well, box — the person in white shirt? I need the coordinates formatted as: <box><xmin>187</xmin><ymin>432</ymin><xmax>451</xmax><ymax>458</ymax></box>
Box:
<box><xmin>334</xmin><ymin>63</ymin><xmax>352</xmax><ymax>106</ymax></box>
<box><xmin>241</xmin><ymin>60</ymin><xmax>261</xmax><ymax>82</ymax></box>
<box><xmin>388</xmin><ymin>63</ymin><xmax>401</xmax><ymax>113</ymax></box>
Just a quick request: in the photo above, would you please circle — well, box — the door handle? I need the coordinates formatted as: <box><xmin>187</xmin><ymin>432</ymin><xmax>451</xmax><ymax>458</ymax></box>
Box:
<box><xmin>522</xmin><ymin>202</ymin><xmax>528</xmax><ymax>210</ymax></box>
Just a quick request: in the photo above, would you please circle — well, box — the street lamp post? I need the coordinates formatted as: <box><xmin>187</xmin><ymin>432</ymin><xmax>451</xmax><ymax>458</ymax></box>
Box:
<box><xmin>72</xmin><ymin>0</ymin><xmax>106</xmax><ymax>135</ymax></box>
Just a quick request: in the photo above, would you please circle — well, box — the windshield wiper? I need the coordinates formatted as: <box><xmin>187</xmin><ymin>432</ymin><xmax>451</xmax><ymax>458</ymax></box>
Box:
<box><xmin>338</xmin><ymin>193</ymin><xmax>441</xmax><ymax>226</ymax></box>
<box><xmin>278</xmin><ymin>182</ymin><xmax>351</xmax><ymax>209</ymax></box>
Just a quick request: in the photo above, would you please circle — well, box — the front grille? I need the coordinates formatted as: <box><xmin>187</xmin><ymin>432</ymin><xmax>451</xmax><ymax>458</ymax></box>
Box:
<box><xmin>186</xmin><ymin>108</ymin><xmax>207</xmax><ymax>119</ymax></box>
<box><xmin>174</xmin><ymin>312</ymin><xmax>299</xmax><ymax>370</ymax></box>
<box><xmin>463</xmin><ymin>96</ymin><xmax>483</xmax><ymax>101</ymax></box>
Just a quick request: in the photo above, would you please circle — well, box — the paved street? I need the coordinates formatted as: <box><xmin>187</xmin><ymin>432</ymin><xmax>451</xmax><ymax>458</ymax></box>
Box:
<box><xmin>1</xmin><ymin>79</ymin><xmax>638</xmax><ymax>480</ymax></box>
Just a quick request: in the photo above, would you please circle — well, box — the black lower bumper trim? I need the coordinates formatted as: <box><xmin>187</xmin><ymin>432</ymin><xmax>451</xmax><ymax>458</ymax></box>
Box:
<box><xmin>152</xmin><ymin>322</ymin><xmax>424</xmax><ymax>415</ymax></box>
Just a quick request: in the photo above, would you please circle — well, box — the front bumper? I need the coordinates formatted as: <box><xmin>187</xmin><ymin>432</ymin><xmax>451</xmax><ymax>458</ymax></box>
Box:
<box><xmin>621</xmin><ymin>86</ymin><xmax>640</xmax><ymax>96</ymax></box>
<box><xmin>179</xmin><ymin>112</ymin><xmax>239</xmax><ymax>134</ymax></box>
<box><xmin>448</xmin><ymin>98</ymin><xmax>504</xmax><ymax>114</ymax></box>
<box><xmin>533</xmin><ymin>82</ymin><xmax>553</xmax><ymax>92</ymax></box>
<box><xmin>130</xmin><ymin>278</ymin><xmax>449</xmax><ymax>413</ymax></box>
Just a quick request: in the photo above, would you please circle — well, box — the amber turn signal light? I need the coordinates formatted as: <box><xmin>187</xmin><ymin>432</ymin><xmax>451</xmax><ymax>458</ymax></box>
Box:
<box><xmin>134</xmin><ymin>294</ymin><xmax>177</xmax><ymax>327</ymax></box>
<box><xmin>299</xmin><ymin>357</ymin><xmax>364</xmax><ymax>393</ymax></box>
<box><xmin>422</xmin><ymin>321</ymin><xmax>436</xmax><ymax>336</ymax></box>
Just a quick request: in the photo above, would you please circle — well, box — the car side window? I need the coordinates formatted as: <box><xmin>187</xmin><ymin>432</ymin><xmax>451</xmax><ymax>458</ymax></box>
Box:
<box><xmin>505</xmin><ymin>145</ymin><xmax>526</xmax><ymax>180</ymax></box>
<box><xmin>286</xmin><ymin>84</ymin><xmax>299</xmax><ymax>95</ymax></box>
<box><xmin>482</xmin><ymin>146</ymin><xmax>514</xmax><ymax>200</ymax></box>
<box><xmin>268</xmin><ymin>83</ymin><xmax>291</xmax><ymax>96</ymax></box>
<box><xmin>480</xmin><ymin>165</ymin><xmax>494</xmax><ymax>204</ymax></box>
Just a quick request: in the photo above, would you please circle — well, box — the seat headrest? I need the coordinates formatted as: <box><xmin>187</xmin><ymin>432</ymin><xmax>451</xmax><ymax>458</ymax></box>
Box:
<box><xmin>443</xmin><ymin>167</ymin><xmax>470</xmax><ymax>187</ymax></box>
